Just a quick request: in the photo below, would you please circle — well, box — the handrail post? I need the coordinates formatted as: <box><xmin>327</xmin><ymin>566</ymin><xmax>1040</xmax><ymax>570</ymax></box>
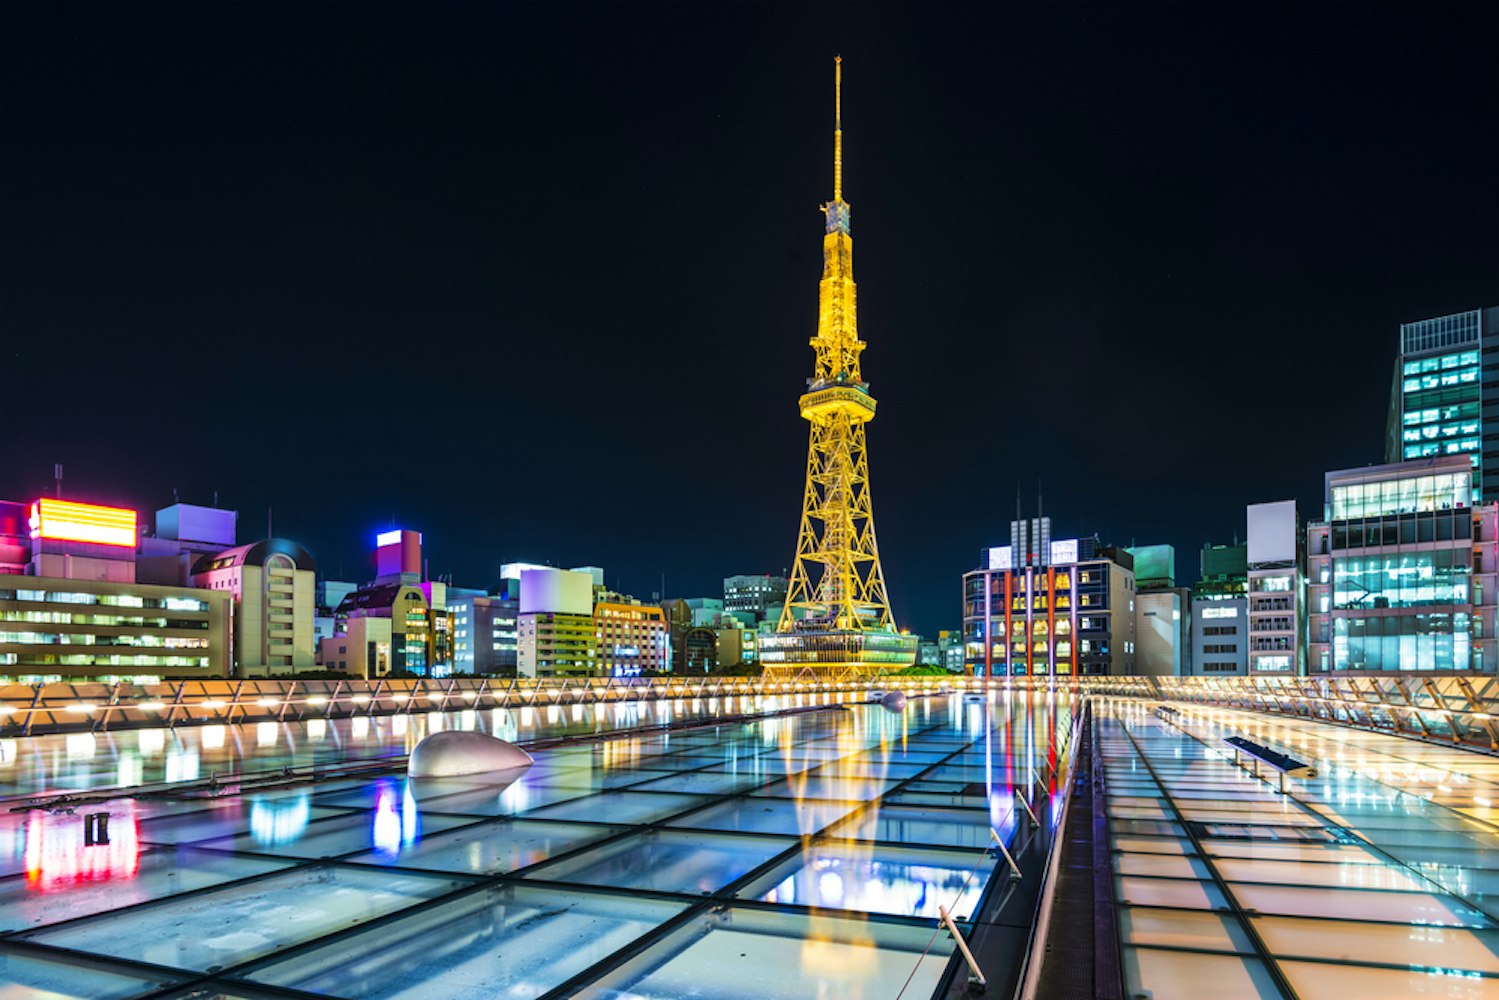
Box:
<box><xmin>989</xmin><ymin>827</ymin><xmax>1022</xmax><ymax>882</ymax></box>
<box><xmin>939</xmin><ymin>904</ymin><xmax>986</xmax><ymax>994</ymax></box>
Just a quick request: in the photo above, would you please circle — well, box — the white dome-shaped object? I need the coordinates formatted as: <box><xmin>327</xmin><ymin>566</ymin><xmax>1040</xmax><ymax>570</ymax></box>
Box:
<box><xmin>881</xmin><ymin>691</ymin><xmax>907</xmax><ymax>712</ymax></box>
<box><xmin>409</xmin><ymin>730</ymin><xmax>534</xmax><ymax>778</ymax></box>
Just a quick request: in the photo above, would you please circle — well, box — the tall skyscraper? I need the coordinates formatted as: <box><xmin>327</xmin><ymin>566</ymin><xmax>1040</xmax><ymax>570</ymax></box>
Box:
<box><xmin>759</xmin><ymin>59</ymin><xmax>916</xmax><ymax>677</ymax></box>
<box><xmin>1387</xmin><ymin>307</ymin><xmax>1499</xmax><ymax>501</ymax></box>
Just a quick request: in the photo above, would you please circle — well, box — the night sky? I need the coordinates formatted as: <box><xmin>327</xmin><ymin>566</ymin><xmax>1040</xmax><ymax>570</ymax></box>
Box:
<box><xmin>2</xmin><ymin>3</ymin><xmax>1496</xmax><ymax>637</ymax></box>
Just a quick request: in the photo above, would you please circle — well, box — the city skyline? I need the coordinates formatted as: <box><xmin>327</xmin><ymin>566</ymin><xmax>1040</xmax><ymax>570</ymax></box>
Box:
<box><xmin>2</xmin><ymin>4</ymin><xmax>1496</xmax><ymax>638</ymax></box>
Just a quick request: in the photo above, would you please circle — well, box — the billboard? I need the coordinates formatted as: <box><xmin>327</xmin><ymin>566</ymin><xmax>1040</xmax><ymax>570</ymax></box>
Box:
<box><xmin>1246</xmin><ymin>500</ymin><xmax>1297</xmax><ymax>566</ymax></box>
<box><xmin>520</xmin><ymin>568</ymin><xmax>593</xmax><ymax>615</ymax></box>
<box><xmin>1049</xmin><ymin>539</ymin><xmax>1079</xmax><ymax>566</ymax></box>
<box><xmin>28</xmin><ymin>499</ymin><xmax>137</xmax><ymax>548</ymax></box>
<box><xmin>987</xmin><ymin>546</ymin><xmax>1013</xmax><ymax>571</ymax></box>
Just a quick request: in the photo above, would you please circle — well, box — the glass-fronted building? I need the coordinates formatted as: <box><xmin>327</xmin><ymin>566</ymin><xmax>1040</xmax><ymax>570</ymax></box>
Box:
<box><xmin>0</xmin><ymin>577</ymin><xmax>231</xmax><ymax>682</ymax></box>
<box><xmin>1307</xmin><ymin>456</ymin><xmax>1499</xmax><ymax>674</ymax></box>
<box><xmin>1386</xmin><ymin>306</ymin><xmax>1499</xmax><ymax>502</ymax></box>
<box><xmin>962</xmin><ymin>519</ymin><xmax>1136</xmax><ymax>677</ymax></box>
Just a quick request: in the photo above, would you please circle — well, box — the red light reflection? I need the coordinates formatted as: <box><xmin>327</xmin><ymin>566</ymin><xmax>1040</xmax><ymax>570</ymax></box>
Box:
<box><xmin>23</xmin><ymin>801</ymin><xmax>140</xmax><ymax>892</ymax></box>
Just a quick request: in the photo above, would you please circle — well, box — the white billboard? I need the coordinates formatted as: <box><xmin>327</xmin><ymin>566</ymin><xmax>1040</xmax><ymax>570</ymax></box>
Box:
<box><xmin>1246</xmin><ymin>500</ymin><xmax>1297</xmax><ymax>566</ymax></box>
<box><xmin>519</xmin><ymin>568</ymin><xmax>593</xmax><ymax>615</ymax></box>
<box><xmin>1049</xmin><ymin>539</ymin><xmax>1079</xmax><ymax>566</ymax></box>
<box><xmin>987</xmin><ymin>546</ymin><xmax>1013</xmax><ymax>571</ymax></box>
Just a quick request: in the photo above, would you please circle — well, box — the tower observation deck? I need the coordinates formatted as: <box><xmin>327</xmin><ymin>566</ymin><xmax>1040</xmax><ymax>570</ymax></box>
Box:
<box><xmin>760</xmin><ymin>58</ymin><xmax>918</xmax><ymax>679</ymax></box>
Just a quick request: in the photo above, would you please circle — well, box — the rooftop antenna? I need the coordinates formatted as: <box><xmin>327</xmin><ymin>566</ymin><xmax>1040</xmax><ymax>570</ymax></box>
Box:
<box><xmin>173</xmin><ymin>487</ymin><xmax>179</xmax><ymax>504</ymax></box>
<box><xmin>1037</xmin><ymin>479</ymin><xmax>1043</xmax><ymax>521</ymax></box>
<box><xmin>54</xmin><ymin>464</ymin><xmax>63</xmax><ymax>499</ymax></box>
<box><xmin>267</xmin><ymin>506</ymin><xmax>273</xmax><ymax>540</ymax></box>
<box><xmin>212</xmin><ymin>490</ymin><xmax>218</xmax><ymax>508</ymax></box>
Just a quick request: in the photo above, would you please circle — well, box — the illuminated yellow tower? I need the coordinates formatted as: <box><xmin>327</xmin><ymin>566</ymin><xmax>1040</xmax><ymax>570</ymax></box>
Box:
<box><xmin>760</xmin><ymin>58</ymin><xmax>917</xmax><ymax>678</ymax></box>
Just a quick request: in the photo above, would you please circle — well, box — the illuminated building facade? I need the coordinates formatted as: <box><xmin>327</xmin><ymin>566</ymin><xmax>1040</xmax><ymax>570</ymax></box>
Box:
<box><xmin>764</xmin><ymin>58</ymin><xmax>916</xmax><ymax>676</ymax></box>
<box><xmin>594</xmin><ymin>601</ymin><xmax>669</xmax><ymax>676</ymax></box>
<box><xmin>0</xmin><ymin>497</ymin><xmax>232</xmax><ymax>681</ymax></box>
<box><xmin>448</xmin><ymin>592</ymin><xmax>519</xmax><ymax>675</ymax></box>
<box><xmin>320</xmin><ymin>529</ymin><xmax>450</xmax><ymax>677</ymax></box>
<box><xmin>517</xmin><ymin>568</ymin><xmax>596</xmax><ymax>677</ymax></box>
<box><xmin>1246</xmin><ymin>500</ymin><xmax>1305</xmax><ymax>675</ymax></box>
<box><xmin>962</xmin><ymin>520</ymin><xmax>1136</xmax><ymax>677</ymax></box>
<box><xmin>1385</xmin><ymin>307</ymin><xmax>1499</xmax><ymax>501</ymax></box>
<box><xmin>1307</xmin><ymin>456</ymin><xmax>1499</xmax><ymax>674</ymax></box>
<box><xmin>324</xmin><ymin>581</ymin><xmax>450</xmax><ymax>677</ymax></box>
<box><xmin>190</xmin><ymin>539</ymin><xmax>318</xmax><ymax>676</ymax></box>
<box><xmin>0</xmin><ymin>577</ymin><xmax>230</xmax><ymax>681</ymax></box>
<box><xmin>1190</xmin><ymin>542</ymin><xmax>1249</xmax><ymax>675</ymax></box>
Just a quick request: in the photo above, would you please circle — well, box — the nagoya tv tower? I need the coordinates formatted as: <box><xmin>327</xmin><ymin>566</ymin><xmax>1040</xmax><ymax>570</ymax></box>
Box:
<box><xmin>761</xmin><ymin>58</ymin><xmax>918</xmax><ymax>679</ymax></box>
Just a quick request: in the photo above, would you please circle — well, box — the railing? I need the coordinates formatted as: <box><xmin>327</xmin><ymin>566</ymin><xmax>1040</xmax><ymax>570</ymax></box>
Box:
<box><xmin>0</xmin><ymin>674</ymin><xmax>1014</xmax><ymax>736</ymax></box>
<box><xmin>10</xmin><ymin>670</ymin><xmax>1497</xmax><ymax>745</ymax></box>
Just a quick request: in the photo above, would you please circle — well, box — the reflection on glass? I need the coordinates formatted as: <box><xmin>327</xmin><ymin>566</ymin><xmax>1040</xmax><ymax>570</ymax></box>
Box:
<box><xmin>24</xmin><ymin>801</ymin><xmax>140</xmax><ymax>892</ymax></box>
<box><xmin>371</xmin><ymin>781</ymin><xmax>420</xmax><ymax>854</ymax></box>
<box><xmin>250</xmin><ymin>793</ymin><xmax>311</xmax><ymax>847</ymax></box>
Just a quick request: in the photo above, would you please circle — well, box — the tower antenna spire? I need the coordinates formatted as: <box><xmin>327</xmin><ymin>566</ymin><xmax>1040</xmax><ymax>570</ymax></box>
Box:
<box><xmin>833</xmin><ymin>55</ymin><xmax>843</xmax><ymax>202</ymax></box>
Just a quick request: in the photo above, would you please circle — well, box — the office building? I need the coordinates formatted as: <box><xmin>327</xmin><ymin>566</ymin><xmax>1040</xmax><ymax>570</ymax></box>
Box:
<box><xmin>962</xmin><ymin>518</ymin><xmax>1136</xmax><ymax>677</ymax></box>
<box><xmin>0</xmin><ymin>497</ymin><xmax>230</xmax><ymax>681</ymax></box>
<box><xmin>595</xmin><ymin>601</ymin><xmax>670</xmax><ymax>676</ymax></box>
<box><xmin>322</xmin><ymin>580</ymin><xmax>450</xmax><ymax>677</ymax></box>
<box><xmin>0</xmin><ymin>576</ymin><xmax>231</xmax><ymax>682</ymax></box>
<box><xmin>517</xmin><ymin>568</ymin><xmax>596</xmax><ymax>677</ymax></box>
<box><xmin>724</xmin><ymin>574</ymin><xmax>789</xmax><ymax>623</ymax></box>
<box><xmin>938</xmin><ymin>630</ymin><xmax>964</xmax><ymax>673</ymax></box>
<box><xmin>1126</xmin><ymin>545</ymin><xmax>1192</xmax><ymax>677</ymax></box>
<box><xmin>190</xmin><ymin>539</ymin><xmax>318</xmax><ymax>675</ymax></box>
<box><xmin>1190</xmin><ymin>542</ymin><xmax>1249</xmax><ymax>676</ymax></box>
<box><xmin>320</xmin><ymin>530</ymin><xmax>449</xmax><ymax>677</ymax></box>
<box><xmin>1246</xmin><ymin>500</ymin><xmax>1305</xmax><ymax>675</ymax></box>
<box><xmin>1195</xmin><ymin>543</ymin><xmax>1248</xmax><ymax>600</ymax></box>
<box><xmin>448</xmin><ymin>591</ymin><xmax>520</xmax><ymax>676</ymax></box>
<box><xmin>1386</xmin><ymin>307</ymin><xmax>1499</xmax><ymax>501</ymax></box>
<box><xmin>1307</xmin><ymin>456</ymin><xmax>1498</xmax><ymax>674</ymax></box>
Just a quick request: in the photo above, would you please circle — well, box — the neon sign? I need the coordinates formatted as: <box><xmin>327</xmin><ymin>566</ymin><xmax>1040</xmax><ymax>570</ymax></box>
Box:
<box><xmin>29</xmin><ymin>498</ymin><xmax>137</xmax><ymax>548</ymax></box>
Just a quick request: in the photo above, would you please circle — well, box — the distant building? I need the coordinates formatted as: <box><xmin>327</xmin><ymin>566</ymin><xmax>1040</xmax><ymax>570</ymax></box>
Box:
<box><xmin>595</xmin><ymin>601</ymin><xmax>670</xmax><ymax>676</ymax></box>
<box><xmin>320</xmin><ymin>530</ymin><xmax>449</xmax><ymax>677</ymax></box>
<box><xmin>1195</xmin><ymin>543</ymin><xmax>1248</xmax><ymax>600</ymax></box>
<box><xmin>0</xmin><ymin>576</ymin><xmax>231</xmax><ymax>681</ymax></box>
<box><xmin>1385</xmin><ymin>307</ymin><xmax>1498</xmax><ymax>501</ymax></box>
<box><xmin>138</xmin><ymin>503</ymin><xmax>239</xmax><ymax>585</ymax></box>
<box><xmin>0</xmin><ymin>497</ymin><xmax>231</xmax><ymax>681</ymax></box>
<box><xmin>1128</xmin><ymin>544</ymin><xmax>1192</xmax><ymax>677</ymax></box>
<box><xmin>1190</xmin><ymin>542</ymin><xmax>1249</xmax><ymax>676</ymax></box>
<box><xmin>917</xmin><ymin>637</ymin><xmax>940</xmax><ymax>666</ymax></box>
<box><xmin>313</xmin><ymin>579</ymin><xmax>358</xmax><ymax>652</ymax></box>
<box><xmin>938</xmin><ymin>630</ymin><xmax>964</xmax><ymax>672</ymax></box>
<box><xmin>1135</xmin><ymin>589</ymin><xmax>1190</xmax><ymax>677</ymax></box>
<box><xmin>191</xmin><ymin>539</ymin><xmax>318</xmax><ymax>676</ymax></box>
<box><xmin>517</xmin><ymin>568</ymin><xmax>596</xmax><ymax>677</ymax></box>
<box><xmin>724</xmin><ymin>574</ymin><xmax>789</xmax><ymax>623</ymax></box>
<box><xmin>322</xmin><ymin>581</ymin><xmax>449</xmax><ymax>677</ymax></box>
<box><xmin>1307</xmin><ymin>456</ymin><xmax>1497</xmax><ymax>674</ymax></box>
<box><xmin>448</xmin><ymin>590</ymin><xmax>520</xmax><ymax>676</ymax></box>
<box><xmin>963</xmin><ymin>518</ymin><xmax>1136</xmax><ymax>677</ymax></box>
<box><xmin>1246</xmin><ymin>500</ymin><xmax>1304</xmax><ymax>675</ymax></box>
<box><xmin>1127</xmin><ymin>545</ymin><xmax>1176</xmax><ymax>591</ymax></box>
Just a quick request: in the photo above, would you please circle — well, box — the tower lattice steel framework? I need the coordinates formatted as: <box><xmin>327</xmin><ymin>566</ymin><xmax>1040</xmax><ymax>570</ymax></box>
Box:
<box><xmin>765</xmin><ymin>59</ymin><xmax>916</xmax><ymax>676</ymax></box>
